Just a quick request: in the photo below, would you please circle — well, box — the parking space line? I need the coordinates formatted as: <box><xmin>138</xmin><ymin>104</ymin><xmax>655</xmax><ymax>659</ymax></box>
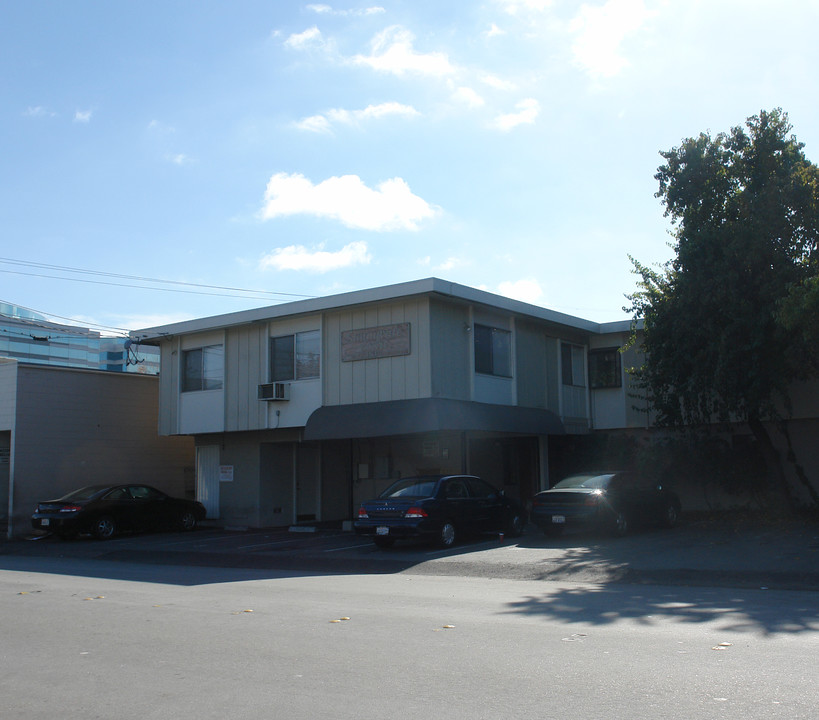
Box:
<box><xmin>236</xmin><ymin>539</ymin><xmax>298</xmax><ymax>549</ymax></box>
<box><xmin>323</xmin><ymin>542</ymin><xmax>373</xmax><ymax>552</ymax></box>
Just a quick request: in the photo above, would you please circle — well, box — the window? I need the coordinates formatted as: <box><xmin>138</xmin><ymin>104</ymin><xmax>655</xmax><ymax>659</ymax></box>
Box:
<box><xmin>474</xmin><ymin>324</ymin><xmax>511</xmax><ymax>377</ymax></box>
<box><xmin>182</xmin><ymin>345</ymin><xmax>223</xmax><ymax>392</ymax></box>
<box><xmin>466</xmin><ymin>476</ymin><xmax>499</xmax><ymax>499</ymax></box>
<box><xmin>270</xmin><ymin>330</ymin><xmax>320</xmax><ymax>381</ymax></box>
<box><xmin>588</xmin><ymin>347</ymin><xmax>622</xmax><ymax>388</ymax></box>
<box><xmin>128</xmin><ymin>486</ymin><xmax>163</xmax><ymax>500</ymax></box>
<box><xmin>561</xmin><ymin>343</ymin><xmax>585</xmax><ymax>387</ymax></box>
<box><xmin>444</xmin><ymin>479</ymin><xmax>470</xmax><ymax>499</ymax></box>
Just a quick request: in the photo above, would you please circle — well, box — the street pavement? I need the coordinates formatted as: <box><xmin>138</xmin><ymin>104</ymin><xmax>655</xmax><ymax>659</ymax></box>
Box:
<box><xmin>4</xmin><ymin>516</ymin><xmax>819</xmax><ymax>591</ymax></box>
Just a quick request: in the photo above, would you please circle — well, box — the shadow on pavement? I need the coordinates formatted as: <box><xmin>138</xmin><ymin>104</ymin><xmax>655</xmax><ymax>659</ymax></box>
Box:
<box><xmin>499</xmin><ymin>583</ymin><xmax>819</xmax><ymax>637</ymax></box>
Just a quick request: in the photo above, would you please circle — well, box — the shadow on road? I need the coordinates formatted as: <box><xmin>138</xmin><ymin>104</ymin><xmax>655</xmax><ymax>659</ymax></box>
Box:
<box><xmin>4</xmin><ymin>521</ymin><xmax>819</xmax><ymax>640</ymax></box>
<box><xmin>499</xmin><ymin>583</ymin><xmax>819</xmax><ymax>636</ymax></box>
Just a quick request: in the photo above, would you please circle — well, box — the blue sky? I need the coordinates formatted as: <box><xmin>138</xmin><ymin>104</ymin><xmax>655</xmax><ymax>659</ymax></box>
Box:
<box><xmin>3</xmin><ymin>0</ymin><xmax>818</xmax><ymax>335</ymax></box>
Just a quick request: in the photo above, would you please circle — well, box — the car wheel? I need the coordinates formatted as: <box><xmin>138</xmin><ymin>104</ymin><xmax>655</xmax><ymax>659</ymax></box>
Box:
<box><xmin>92</xmin><ymin>515</ymin><xmax>117</xmax><ymax>540</ymax></box>
<box><xmin>179</xmin><ymin>509</ymin><xmax>198</xmax><ymax>531</ymax></box>
<box><xmin>663</xmin><ymin>503</ymin><xmax>679</xmax><ymax>528</ymax></box>
<box><xmin>373</xmin><ymin>537</ymin><xmax>395</xmax><ymax>549</ymax></box>
<box><xmin>506</xmin><ymin>512</ymin><xmax>525</xmax><ymax>538</ymax></box>
<box><xmin>438</xmin><ymin>521</ymin><xmax>456</xmax><ymax>548</ymax></box>
<box><xmin>612</xmin><ymin>510</ymin><xmax>629</xmax><ymax>537</ymax></box>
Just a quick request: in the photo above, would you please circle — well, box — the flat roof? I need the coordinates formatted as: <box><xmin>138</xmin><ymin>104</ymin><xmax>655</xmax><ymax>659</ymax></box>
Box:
<box><xmin>131</xmin><ymin>277</ymin><xmax>636</xmax><ymax>341</ymax></box>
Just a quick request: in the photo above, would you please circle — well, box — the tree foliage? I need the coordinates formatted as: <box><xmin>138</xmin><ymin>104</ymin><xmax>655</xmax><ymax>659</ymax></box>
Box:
<box><xmin>627</xmin><ymin>109</ymin><xmax>819</xmax><ymax>432</ymax></box>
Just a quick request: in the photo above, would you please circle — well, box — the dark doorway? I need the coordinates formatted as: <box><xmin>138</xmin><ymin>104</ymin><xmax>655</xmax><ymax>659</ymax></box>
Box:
<box><xmin>467</xmin><ymin>436</ymin><xmax>539</xmax><ymax>504</ymax></box>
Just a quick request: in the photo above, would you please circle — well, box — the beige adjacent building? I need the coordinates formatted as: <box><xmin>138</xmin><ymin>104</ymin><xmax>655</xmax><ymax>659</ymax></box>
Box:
<box><xmin>1</xmin><ymin>359</ymin><xmax>194</xmax><ymax>537</ymax></box>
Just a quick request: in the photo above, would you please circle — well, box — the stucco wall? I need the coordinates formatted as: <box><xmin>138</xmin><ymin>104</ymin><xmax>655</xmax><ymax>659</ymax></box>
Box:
<box><xmin>7</xmin><ymin>364</ymin><xmax>194</xmax><ymax>536</ymax></box>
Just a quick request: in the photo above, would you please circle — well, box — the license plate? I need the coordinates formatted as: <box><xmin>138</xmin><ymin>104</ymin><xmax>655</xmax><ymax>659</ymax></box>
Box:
<box><xmin>41</xmin><ymin>519</ymin><xmax>50</xmax><ymax>526</ymax></box>
<box><xmin>551</xmin><ymin>515</ymin><xmax>565</xmax><ymax>524</ymax></box>
<box><xmin>376</xmin><ymin>526</ymin><xmax>390</xmax><ymax>536</ymax></box>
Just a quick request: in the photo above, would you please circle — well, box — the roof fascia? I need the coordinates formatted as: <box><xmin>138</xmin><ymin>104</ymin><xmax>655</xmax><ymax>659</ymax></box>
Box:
<box><xmin>131</xmin><ymin>277</ymin><xmax>635</xmax><ymax>342</ymax></box>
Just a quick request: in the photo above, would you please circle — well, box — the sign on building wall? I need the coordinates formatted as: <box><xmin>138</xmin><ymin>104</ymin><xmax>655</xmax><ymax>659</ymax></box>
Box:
<box><xmin>341</xmin><ymin>322</ymin><xmax>411</xmax><ymax>362</ymax></box>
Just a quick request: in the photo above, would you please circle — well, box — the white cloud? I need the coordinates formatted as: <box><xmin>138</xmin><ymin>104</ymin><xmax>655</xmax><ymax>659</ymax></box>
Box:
<box><xmin>496</xmin><ymin>0</ymin><xmax>553</xmax><ymax>14</ymax></box>
<box><xmin>147</xmin><ymin>120</ymin><xmax>175</xmax><ymax>133</ymax></box>
<box><xmin>492</xmin><ymin>98</ymin><xmax>539</xmax><ymax>131</ymax></box>
<box><xmin>417</xmin><ymin>256</ymin><xmax>464</xmax><ymax>272</ymax></box>
<box><xmin>436</xmin><ymin>257</ymin><xmax>462</xmax><ymax>271</ymax></box>
<box><xmin>452</xmin><ymin>86</ymin><xmax>485</xmax><ymax>108</ymax></box>
<box><xmin>168</xmin><ymin>153</ymin><xmax>192</xmax><ymax>165</ymax></box>
<box><xmin>23</xmin><ymin>106</ymin><xmax>55</xmax><ymax>118</ymax></box>
<box><xmin>497</xmin><ymin>279</ymin><xmax>544</xmax><ymax>304</ymax></box>
<box><xmin>307</xmin><ymin>4</ymin><xmax>385</xmax><ymax>16</ymax></box>
<box><xmin>261</xmin><ymin>172</ymin><xmax>438</xmax><ymax>231</ymax></box>
<box><xmin>346</xmin><ymin>102</ymin><xmax>419</xmax><ymax>121</ymax></box>
<box><xmin>570</xmin><ymin>0</ymin><xmax>653</xmax><ymax>78</ymax></box>
<box><xmin>296</xmin><ymin>102</ymin><xmax>420</xmax><ymax>132</ymax></box>
<box><xmin>485</xmin><ymin>23</ymin><xmax>506</xmax><ymax>38</ymax></box>
<box><xmin>74</xmin><ymin>109</ymin><xmax>92</xmax><ymax>123</ymax></box>
<box><xmin>259</xmin><ymin>241</ymin><xmax>372</xmax><ymax>272</ymax></box>
<box><xmin>481</xmin><ymin>74</ymin><xmax>517</xmax><ymax>91</ymax></box>
<box><xmin>353</xmin><ymin>26</ymin><xmax>455</xmax><ymax>76</ymax></box>
<box><xmin>285</xmin><ymin>26</ymin><xmax>324</xmax><ymax>50</ymax></box>
<box><xmin>295</xmin><ymin>115</ymin><xmax>333</xmax><ymax>133</ymax></box>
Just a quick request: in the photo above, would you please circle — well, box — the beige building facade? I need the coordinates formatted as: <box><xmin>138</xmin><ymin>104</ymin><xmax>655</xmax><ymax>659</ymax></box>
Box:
<box><xmin>134</xmin><ymin>279</ymin><xmax>649</xmax><ymax>529</ymax></box>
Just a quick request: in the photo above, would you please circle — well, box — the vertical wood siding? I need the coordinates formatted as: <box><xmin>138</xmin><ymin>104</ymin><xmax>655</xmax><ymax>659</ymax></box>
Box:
<box><xmin>324</xmin><ymin>298</ymin><xmax>430</xmax><ymax>406</ymax></box>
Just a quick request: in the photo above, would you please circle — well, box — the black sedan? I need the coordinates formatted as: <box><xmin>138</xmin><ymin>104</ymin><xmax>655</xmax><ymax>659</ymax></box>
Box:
<box><xmin>531</xmin><ymin>471</ymin><xmax>681</xmax><ymax>537</ymax></box>
<box><xmin>354</xmin><ymin>474</ymin><xmax>526</xmax><ymax>548</ymax></box>
<box><xmin>31</xmin><ymin>484</ymin><xmax>207</xmax><ymax>540</ymax></box>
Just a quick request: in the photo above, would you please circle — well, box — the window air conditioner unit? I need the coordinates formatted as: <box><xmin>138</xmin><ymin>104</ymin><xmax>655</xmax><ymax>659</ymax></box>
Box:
<box><xmin>258</xmin><ymin>382</ymin><xmax>290</xmax><ymax>401</ymax></box>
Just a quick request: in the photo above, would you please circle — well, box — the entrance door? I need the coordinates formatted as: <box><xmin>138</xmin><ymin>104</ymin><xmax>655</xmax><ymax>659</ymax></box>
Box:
<box><xmin>467</xmin><ymin>436</ymin><xmax>539</xmax><ymax>503</ymax></box>
<box><xmin>196</xmin><ymin>445</ymin><xmax>220</xmax><ymax>519</ymax></box>
<box><xmin>295</xmin><ymin>444</ymin><xmax>320</xmax><ymax>522</ymax></box>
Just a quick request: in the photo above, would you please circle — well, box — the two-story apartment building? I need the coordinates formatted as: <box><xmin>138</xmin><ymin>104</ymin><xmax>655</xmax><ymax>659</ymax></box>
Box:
<box><xmin>132</xmin><ymin>278</ymin><xmax>647</xmax><ymax>529</ymax></box>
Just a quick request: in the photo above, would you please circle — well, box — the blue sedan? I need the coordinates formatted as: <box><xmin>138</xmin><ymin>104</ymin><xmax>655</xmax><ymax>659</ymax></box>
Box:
<box><xmin>355</xmin><ymin>474</ymin><xmax>526</xmax><ymax>548</ymax></box>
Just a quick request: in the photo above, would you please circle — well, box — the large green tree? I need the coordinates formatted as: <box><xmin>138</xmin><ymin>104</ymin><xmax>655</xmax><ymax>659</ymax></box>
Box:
<box><xmin>627</xmin><ymin>109</ymin><xmax>819</xmax><ymax>506</ymax></box>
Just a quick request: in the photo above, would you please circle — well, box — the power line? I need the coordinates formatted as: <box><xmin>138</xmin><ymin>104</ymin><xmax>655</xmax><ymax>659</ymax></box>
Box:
<box><xmin>0</xmin><ymin>257</ymin><xmax>318</xmax><ymax>301</ymax></box>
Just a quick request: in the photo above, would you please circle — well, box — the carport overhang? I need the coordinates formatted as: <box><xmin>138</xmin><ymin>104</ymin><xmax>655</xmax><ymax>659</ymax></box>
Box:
<box><xmin>303</xmin><ymin>398</ymin><xmax>565</xmax><ymax>441</ymax></box>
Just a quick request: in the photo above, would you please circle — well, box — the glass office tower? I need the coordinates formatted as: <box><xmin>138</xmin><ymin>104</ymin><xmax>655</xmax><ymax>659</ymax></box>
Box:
<box><xmin>0</xmin><ymin>303</ymin><xmax>158</xmax><ymax>374</ymax></box>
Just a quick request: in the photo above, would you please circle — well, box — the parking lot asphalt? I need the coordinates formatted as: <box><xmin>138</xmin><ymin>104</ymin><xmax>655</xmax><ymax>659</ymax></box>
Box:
<box><xmin>3</xmin><ymin>517</ymin><xmax>819</xmax><ymax>590</ymax></box>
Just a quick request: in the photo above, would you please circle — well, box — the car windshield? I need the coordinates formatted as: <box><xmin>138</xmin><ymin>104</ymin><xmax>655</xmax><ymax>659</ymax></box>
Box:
<box><xmin>379</xmin><ymin>477</ymin><xmax>440</xmax><ymax>499</ymax></box>
<box><xmin>58</xmin><ymin>485</ymin><xmax>112</xmax><ymax>501</ymax></box>
<box><xmin>552</xmin><ymin>473</ymin><xmax>615</xmax><ymax>490</ymax></box>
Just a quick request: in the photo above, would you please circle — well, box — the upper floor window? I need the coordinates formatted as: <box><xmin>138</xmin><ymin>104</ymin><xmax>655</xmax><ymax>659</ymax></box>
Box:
<box><xmin>474</xmin><ymin>324</ymin><xmax>511</xmax><ymax>377</ymax></box>
<box><xmin>588</xmin><ymin>347</ymin><xmax>622</xmax><ymax>389</ymax></box>
<box><xmin>561</xmin><ymin>343</ymin><xmax>585</xmax><ymax>387</ymax></box>
<box><xmin>270</xmin><ymin>330</ymin><xmax>320</xmax><ymax>381</ymax></box>
<box><xmin>182</xmin><ymin>345</ymin><xmax>223</xmax><ymax>392</ymax></box>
